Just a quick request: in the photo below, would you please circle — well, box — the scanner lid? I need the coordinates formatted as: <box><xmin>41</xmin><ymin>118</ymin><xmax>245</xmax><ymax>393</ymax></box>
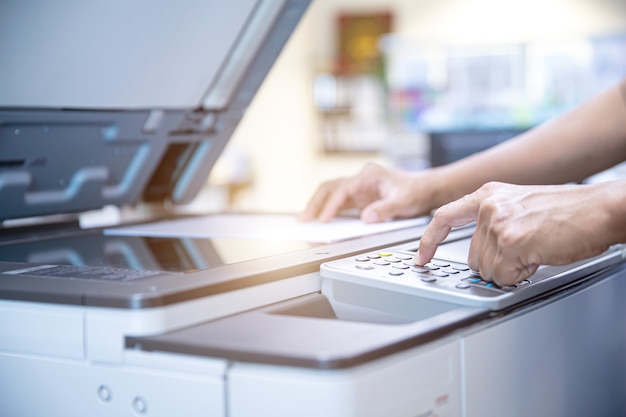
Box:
<box><xmin>2</xmin><ymin>0</ymin><xmax>293</xmax><ymax>111</ymax></box>
<box><xmin>0</xmin><ymin>0</ymin><xmax>310</xmax><ymax>221</ymax></box>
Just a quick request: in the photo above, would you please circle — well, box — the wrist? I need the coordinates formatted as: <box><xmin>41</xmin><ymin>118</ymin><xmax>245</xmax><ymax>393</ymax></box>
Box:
<box><xmin>424</xmin><ymin>164</ymin><xmax>481</xmax><ymax>209</ymax></box>
<box><xmin>599</xmin><ymin>180</ymin><xmax>626</xmax><ymax>245</ymax></box>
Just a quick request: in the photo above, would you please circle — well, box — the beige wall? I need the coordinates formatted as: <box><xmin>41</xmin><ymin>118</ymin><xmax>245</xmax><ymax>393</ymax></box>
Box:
<box><xmin>210</xmin><ymin>0</ymin><xmax>626</xmax><ymax>214</ymax></box>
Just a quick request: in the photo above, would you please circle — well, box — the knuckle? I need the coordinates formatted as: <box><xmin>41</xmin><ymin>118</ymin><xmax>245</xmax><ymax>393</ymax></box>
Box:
<box><xmin>495</xmin><ymin>227</ymin><xmax>524</xmax><ymax>249</ymax></box>
<box><xmin>432</xmin><ymin>205</ymin><xmax>446</xmax><ymax>219</ymax></box>
<box><xmin>433</xmin><ymin>201</ymin><xmax>453</xmax><ymax>219</ymax></box>
<box><xmin>479</xmin><ymin>181</ymin><xmax>503</xmax><ymax>194</ymax></box>
<box><xmin>319</xmin><ymin>179</ymin><xmax>341</xmax><ymax>192</ymax></box>
<box><xmin>418</xmin><ymin>232</ymin><xmax>435</xmax><ymax>249</ymax></box>
<box><xmin>361</xmin><ymin>162</ymin><xmax>381</xmax><ymax>176</ymax></box>
<box><xmin>431</xmin><ymin>205</ymin><xmax>453</xmax><ymax>227</ymax></box>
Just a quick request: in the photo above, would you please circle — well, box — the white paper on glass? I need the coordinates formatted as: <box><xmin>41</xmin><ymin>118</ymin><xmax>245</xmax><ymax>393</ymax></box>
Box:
<box><xmin>104</xmin><ymin>213</ymin><xmax>430</xmax><ymax>243</ymax></box>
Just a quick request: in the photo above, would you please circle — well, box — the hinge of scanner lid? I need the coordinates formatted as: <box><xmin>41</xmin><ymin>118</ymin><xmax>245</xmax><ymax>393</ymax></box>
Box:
<box><xmin>170</xmin><ymin>111</ymin><xmax>219</xmax><ymax>136</ymax></box>
<box><xmin>141</xmin><ymin>109</ymin><xmax>166</xmax><ymax>134</ymax></box>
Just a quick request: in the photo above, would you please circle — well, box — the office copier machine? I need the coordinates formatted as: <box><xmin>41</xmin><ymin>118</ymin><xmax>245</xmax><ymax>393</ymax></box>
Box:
<box><xmin>1</xmin><ymin>2</ymin><xmax>626</xmax><ymax>416</ymax></box>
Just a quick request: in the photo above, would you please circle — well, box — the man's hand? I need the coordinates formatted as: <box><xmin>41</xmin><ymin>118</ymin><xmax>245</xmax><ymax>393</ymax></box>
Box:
<box><xmin>298</xmin><ymin>163</ymin><xmax>435</xmax><ymax>223</ymax></box>
<box><xmin>415</xmin><ymin>182</ymin><xmax>613</xmax><ymax>286</ymax></box>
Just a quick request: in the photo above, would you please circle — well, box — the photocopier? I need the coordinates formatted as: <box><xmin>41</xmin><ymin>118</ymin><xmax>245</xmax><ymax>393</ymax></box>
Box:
<box><xmin>1</xmin><ymin>1</ymin><xmax>626</xmax><ymax>416</ymax></box>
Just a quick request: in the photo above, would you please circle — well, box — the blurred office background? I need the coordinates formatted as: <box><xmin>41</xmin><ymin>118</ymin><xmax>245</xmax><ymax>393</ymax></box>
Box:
<box><xmin>199</xmin><ymin>0</ymin><xmax>626</xmax><ymax>214</ymax></box>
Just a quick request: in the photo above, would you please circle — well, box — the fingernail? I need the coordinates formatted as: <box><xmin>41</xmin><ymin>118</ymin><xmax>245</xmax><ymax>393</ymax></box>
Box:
<box><xmin>362</xmin><ymin>210</ymin><xmax>379</xmax><ymax>223</ymax></box>
<box><xmin>414</xmin><ymin>250</ymin><xmax>423</xmax><ymax>265</ymax></box>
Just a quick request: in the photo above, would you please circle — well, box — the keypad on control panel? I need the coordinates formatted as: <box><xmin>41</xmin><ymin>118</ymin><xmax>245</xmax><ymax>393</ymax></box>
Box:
<box><xmin>351</xmin><ymin>251</ymin><xmax>530</xmax><ymax>293</ymax></box>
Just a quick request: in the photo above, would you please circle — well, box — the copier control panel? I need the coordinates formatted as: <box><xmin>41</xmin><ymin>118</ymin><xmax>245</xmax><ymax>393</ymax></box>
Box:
<box><xmin>321</xmin><ymin>241</ymin><xmax>625</xmax><ymax>310</ymax></box>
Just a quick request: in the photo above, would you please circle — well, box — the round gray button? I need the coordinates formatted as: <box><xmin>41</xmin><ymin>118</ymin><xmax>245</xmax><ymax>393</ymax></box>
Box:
<box><xmin>133</xmin><ymin>396</ymin><xmax>148</xmax><ymax>415</ymax></box>
<box><xmin>97</xmin><ymin>385</ymin><xmax>112</xmax><ymax>403</ymax></box>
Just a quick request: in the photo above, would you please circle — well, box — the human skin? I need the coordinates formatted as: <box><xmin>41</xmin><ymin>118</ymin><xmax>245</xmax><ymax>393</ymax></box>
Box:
<box><xmin>415</xmin><ymin>180</ymin><xmax>626</xmax><ymax>286</ymax></box>
<box><xmin>300</xmin><ymin>79</ymin><xmax>626</xmax><ymax>284</ymax></box>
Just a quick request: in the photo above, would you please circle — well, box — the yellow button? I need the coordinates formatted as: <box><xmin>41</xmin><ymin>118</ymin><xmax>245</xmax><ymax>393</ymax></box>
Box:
<box><xmin>378</xmin><ymin>252</ymin><xmax>393</xmax><ymax>257</ymax></box>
